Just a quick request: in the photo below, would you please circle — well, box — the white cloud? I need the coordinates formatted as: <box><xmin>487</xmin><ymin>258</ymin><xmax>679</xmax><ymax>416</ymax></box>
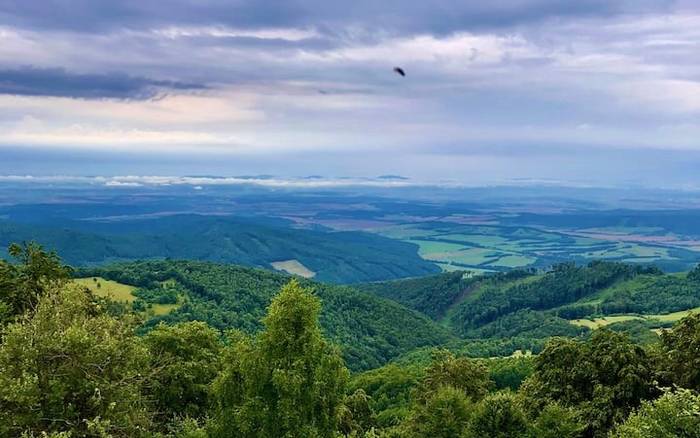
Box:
<box><xmin>152</xmin><ymin>26</ymin><xmax>320</xmax><ymax>41</ymax></box>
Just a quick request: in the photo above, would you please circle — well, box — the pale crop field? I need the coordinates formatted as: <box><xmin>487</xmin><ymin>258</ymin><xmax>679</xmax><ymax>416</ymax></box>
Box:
<box><xmin>271</xmin><ymin>259</ymin><xmax>316</xmax><ymax>278</ymax></box>
<box><xmin>73</xmin><ymin>277</ymin><xmax>136</xmax><ymax>302</ymax></box>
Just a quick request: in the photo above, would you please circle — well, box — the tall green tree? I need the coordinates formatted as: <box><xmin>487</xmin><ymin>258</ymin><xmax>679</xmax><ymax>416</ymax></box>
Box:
<box><xmin>405</xmin><ymin>385</ymin><xmax>473</xmax><ymax>438</ymax></box>
<box><xmin>0</xmin><ymin>285</ymin><xmax>151</xmax><ymax>437</ymax></box>
<box><xmin>402</xmin><ymin>350</ymin><xmax>491</xmax><ymax>437</ymax></box>
<box><xmin>337</xmin><ymin>389</ymin><xmax>377</xmax><ymax>437</ymax></box>
<box><xmin>658</xmin><ymin>313</ymin><xmax>700</xmax><ymax>391</ymax></box>
<box><xmin>528</xmin><ymin>403</ymin><xmax>585</xmax><ymax>438</ymax></box>
<box><xmin>467</xmin><ymin>392</ymin><xmax>529</xmax><ymax>438</ymax></box>
<box><xmin>144</xmin><ymin>321</ymin><xmax>223</xmax><ymax>425</ymax></box>
<box><xmin>0</xmin><ymin>242</ymin><xmax>71</xmax><ymax>322</ymax></box>
<box><xmin>210</xmin><ymin>279</ymin><xmax>349</xmax><ymax>437</ymax></box>
<box><xmin>416</xmin><ymin>349</ymin><xmax>491</xmax><ymax>401</ymax></box>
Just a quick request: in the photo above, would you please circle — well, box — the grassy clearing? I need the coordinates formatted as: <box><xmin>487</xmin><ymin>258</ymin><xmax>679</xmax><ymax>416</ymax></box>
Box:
<box><xmin>149</xmin><ymin>303</ymin><xmax>180</xmax><ymax>316</ymax></box>
<box><xmin>73</xmin><ymin>277</ymin><xmax>136</xmax><ymax>303</ymax></box>
<box><xmin>271</xmin><ymin>259</ymin><xmax>316</xmax><ymax>278</ymax></box>
<box><xmin>408</xmin><ymin>240</ymin><xmax>467</xmax><ymax>257</ymax></box>
<box><xmin>374</xmin><ymin>225</ymin><xmax>437</xmax><ymax>239</ymax></box>
<box><xmin>571</xmin><ymin>315</ymin><xmax>643</xmax><ymax>329</ymax></box>
<box><xmin>74</xmin><ymin>277</ymin><xmax>180</xmax><ymax>316</ymax></box>
<box><xmin>490</xmin><ymin>255</ymin><xmax>537</xmax><ymax>268</ymax></box>
<box><xmin>443</xmin><ymin>248</ymin><xmax>501</xmax><ymax>265</ymax></box>
<box><xmin>433</xmin><ymin>234</ymin><xmax>510</xmax><ymax>247</ymax></box>
<box><xmin>653</xmin><ymin>307</ymin><xmax>700</xmax><ymax>321</ymax></box>
<box><xmin>571</xmin><ymin>307</ymin><xmax>700</xmax><ymax>329</ymax></box>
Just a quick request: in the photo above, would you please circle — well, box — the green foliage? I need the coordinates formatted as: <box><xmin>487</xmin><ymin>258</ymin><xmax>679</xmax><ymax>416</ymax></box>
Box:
<box><xmin>338</xmin><ymin>389</ymin><xmax>377</xmax><ymax>437</ymax></box>
<box><xmin>0</xmin><ymin>285</ymin><xmax>151</xmax><ymax>437</ymax></box>
<box><xmin>610</xmin><ymin>389</ymin><xmax>700</xmax><ymax>438</ymax></box>
<box><xmin>600</xmin><ymin>274</ymin><xmax>700</xmax><ymax>315</ymax></box>
<box><xmin>348</xmin><ymin>364</ymin><xmax>422</xmax><ymax>427</ymax></box>
<box><xmin>8</xmin><ymin>243</ymin><xmax>700</xmax><ymax>436</ymax></box>
<box><xmin>687</xmin><ymin>264</ymin><xmax>700</xmax><ymax>282</ymax></box>
<box><xmin>528</xmin><ymin>403</ymin><xmax>585</xmax><ymax>438</ymax></box>
<box><xmin>209</xmin><ymin>280</ymin><xmax>349</xmax><ymax>438</ymax></box>
<box><xmin>416</xmin><ymin>350</ymin><xmax>492</xmax><ymax>402</ymax></box>
<box><xmin>521</xmin><ymin>330</ymin><xmax>656</xmax><ymax>436</ymax></box>
<box><xmin>83</xmin><ymin>260</ymin><xmax>453</xmax><ymax>371</ymax></box>
<box><xmin>465</xmin><ymin>309</ymin><xmax>588</xmax><ymax>339</ymax></box>
<box><xmin>605</xmin><ymin>319</ymin><xmax>661</xmax><ymax>345</ymax></box>
<box><xmin>144</xmin><ymin>321</ymin><xmax>223</xmax><ymax>424</ymax></box>
<box><xmin>0</xmin><ymin>215</ymin><xmax>440</xmax><ymax>284</ymax></box>
<box><xmin>398</xmin><ymin>352</ymin><xmax>493</xmax><ymax>438</ymax></box>
<box><xmin>168</xmin><ymin>417</ymin><xmax>209</xmax><ymax>438</ymax></box>
<box><xmin>0</xmin><ymin>242</ymin><xmax>71</xmax><ymax>322</ymax></box>
<box><xmin>404</xmin><ymin>385</ymin><xmax>473</xmax><ymax>438</ymax></box>
<box><xmin>452</xmin><ymin>261</ymin><xmax>651</xmax><ymax>333</ymax></box>
<box><xmin>658</xmin><ymin>313</ymin><xmax>700</xmax><ymax>390</ymax></box>
<box><xmin>467</xmin><ymin>392</ymin><xmax>529</xmax><ymax>438</ymax></box>
<box><xmin>360</xmin><ymin>270</ymin><xmax>475</xmax><ymax>320</ymax></box>
<box><xmin>487</xmin><ymin>357</ymin><xmax>535</xmax><ymax>391</ymax></box>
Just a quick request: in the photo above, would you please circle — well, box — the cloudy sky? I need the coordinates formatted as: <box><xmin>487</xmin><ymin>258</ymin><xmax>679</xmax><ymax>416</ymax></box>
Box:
<box><xmin>1</xmin><ymin>1</ymin><xmax>700</xmax><ymax>187</ymax></box>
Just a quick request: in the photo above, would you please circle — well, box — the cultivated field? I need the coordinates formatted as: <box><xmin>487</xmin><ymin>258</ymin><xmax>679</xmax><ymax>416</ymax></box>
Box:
<box><xmin>374</xmin><ymin>222</ymin><xmax>700</xmax><ymax>273</ymax></box>
<box><xmin>570</xmin><ymin>307</ymin><xmax>700</xmax><ymax>329</ymax></box>
<box><xmin>271</xmin><ymin>259</ymin><xmax>316</xmax><ymax>278</ymax></box>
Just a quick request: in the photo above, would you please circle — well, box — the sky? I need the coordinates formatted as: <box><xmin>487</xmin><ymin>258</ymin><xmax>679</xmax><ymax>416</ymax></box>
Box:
<box><xmin>1</xmin><ymin>1</ymin><xmax>700</xmax><ymax>187</ymax></box>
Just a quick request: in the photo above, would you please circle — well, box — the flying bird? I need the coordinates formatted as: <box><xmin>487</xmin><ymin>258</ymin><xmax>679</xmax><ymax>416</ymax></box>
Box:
<box><xmin>393</xmin><ymin>67</ymin><xmax>406</xmax><ymax>77</ymax></box>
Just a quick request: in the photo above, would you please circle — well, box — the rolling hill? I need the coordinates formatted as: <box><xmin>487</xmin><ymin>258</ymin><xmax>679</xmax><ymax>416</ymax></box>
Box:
<box><xmin>0</xmin><ymin>215</ymin><xmax>440</xmax><ymax>283</ymax></box>
<box><xmin>76</xmin><ymin>260</ymin><xmax>454</xmax><ymax>371</ymax></box>
<box><xmin>363</xmin><ymin>262</ymin><xmax>700</xmax><ymax>349</ymax></box>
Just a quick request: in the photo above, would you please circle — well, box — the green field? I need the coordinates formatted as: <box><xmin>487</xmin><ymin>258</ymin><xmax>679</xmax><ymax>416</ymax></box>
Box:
<box><xmin>74</xmin><ymin>277</ymin><xmax>136</xmax><ymax>302</ymax></box>
<box><xmin>74</xmin><ymin>277</ymin><xmax>179</xmax><ymax>315</ymax></box>
<box><xmin>571</xmin><ymin>307</ymin><xmax>700</xmax><ymax>329</ymax></box>
<box><xmin>375</xmin><ymin>222</ymin><xmax>700</xmax><ymax>273</ymax></box>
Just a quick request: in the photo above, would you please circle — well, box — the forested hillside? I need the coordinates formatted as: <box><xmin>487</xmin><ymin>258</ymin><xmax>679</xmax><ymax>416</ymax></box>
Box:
<box><xmin>365</xmin><ymin>261</ymin><xmax>700</xmax><ymax>353</ymax></box>
<box><xmin>0</xmin><ymin>215</ymin><xmax>440</xmax><ymax>283</ymax></box>
<box><xmin>3</xmin><ymin>243</ymin><xmax>700</xmax><ymax>437</ymax></box>
<box><xmin>77</xmin><ymin>260</ymin><xmax>453</xmax><ymax>371</ymax></box>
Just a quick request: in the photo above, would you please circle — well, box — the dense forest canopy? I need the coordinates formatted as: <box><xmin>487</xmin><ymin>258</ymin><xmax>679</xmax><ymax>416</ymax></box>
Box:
<box><xmin>2</xmin><ymin>243</ymin><xmax>700</xmax><ymax>437</ymax></box>
<box><xmin>77</xmin><ymin>260</ymin><xmax>453</xmax><ymax>371</ymax></box>
<box><xmin>0</xmin><ymin>215</ymin><xmax>440</xmax><ymax>283</ymax></box>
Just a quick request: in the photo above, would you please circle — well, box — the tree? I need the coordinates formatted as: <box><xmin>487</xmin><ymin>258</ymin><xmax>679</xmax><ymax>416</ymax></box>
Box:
<box><xmin>0</xmin><ymin>242</ymin><xmax>71</xmax><ymax>322</ymax></box>
<box><xmin>529</xmin><ymin>403</ymin><xmax>585</xmax><ymax>438</ymax></box>
<box><xmin>405</xmin><ymin>385</ymin><xmax>472</xmax><ymax>438</ymax></box>
<box><xmin>0</xmin><ymin>285</ymin><xmax>151</xmax><ymax>437</ymax></box>
<box><xmin>417</xmin><ymin>349</ymin><xmax>491</xmax><ymax>401</ymax></box>
<box><xmin>338</xmin><ymin>389</ymin><xmax>377</xmax><ymax>437</ymax></box>
<box><xmin>209</xmin><ymin>279</ymin><xmax>349</xmax><ymax>437</ymax></box>
<box><xmin>467</xmin><ymin>392</ymin><xmax>529</xmax><ymax>438</ymax></box>
<box><xmin>348</xmin><ymin>363</ymin><xmax>422</xmax><ymax>428</ymax></box>
<box><xmin>520</xmin><ymin>330</ymin><xmax>656</xmax><ymax>436</ymax></box>
<box><xmin>144</xmin><ymin>321</ymin><xmax>223</xmax><ymax>425</ymax></box>
<box><xmin>610</xmin><ymin>389</ymin><xmax>700</xmax><ymax>438</ymax></box>
<box><xmin>658</xmin><ymin>313</ymin><xmax>700</xmax><ymax>391</ymax></box>
<box><xmin>687</xmin><ymin>265</ymin><xmax>700</xmax><ymax>282</ymax></box>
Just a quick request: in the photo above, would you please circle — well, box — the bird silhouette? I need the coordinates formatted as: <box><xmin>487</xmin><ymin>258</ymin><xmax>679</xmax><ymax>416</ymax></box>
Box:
<box><xmin>393</xmin><ymin>67</ymin><xmax>406</xmax><ymax>77</ymax></box>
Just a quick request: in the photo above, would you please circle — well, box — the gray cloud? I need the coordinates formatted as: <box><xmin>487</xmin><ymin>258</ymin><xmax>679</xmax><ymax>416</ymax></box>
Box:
<box><xmin>0</xmin><ymin>0</ymin><xmax>678</xmax><ymax>36</ymax></box>
<box><xmin>0</xmin><ymin>67</ymin><xmax>206</xmax><ymax>99</ymax></box>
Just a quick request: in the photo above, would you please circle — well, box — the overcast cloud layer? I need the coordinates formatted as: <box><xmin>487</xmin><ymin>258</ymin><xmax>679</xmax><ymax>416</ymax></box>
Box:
<box><xmin>1</xmin><ymin>1</ymin><xmax>699</xmax><ymax>186</ymax></box>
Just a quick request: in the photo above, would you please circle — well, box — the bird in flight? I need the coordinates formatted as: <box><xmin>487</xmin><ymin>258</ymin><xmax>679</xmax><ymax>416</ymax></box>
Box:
<box><xmin>393</xmin><ymin>67</ymin><xmax>406</xmax><ymax>77</ymax></box>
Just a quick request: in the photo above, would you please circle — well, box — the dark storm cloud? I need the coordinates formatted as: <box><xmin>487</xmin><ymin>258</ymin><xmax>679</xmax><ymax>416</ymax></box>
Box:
<box><xmin>0</xmin><ymin>0</ymin><xmax>677</xmax><ymax>35</ymax></box>
<box><xmin>0</xmin><ymin>67</ymin><xmax>207</xmax><ymax>99</ymax></box>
